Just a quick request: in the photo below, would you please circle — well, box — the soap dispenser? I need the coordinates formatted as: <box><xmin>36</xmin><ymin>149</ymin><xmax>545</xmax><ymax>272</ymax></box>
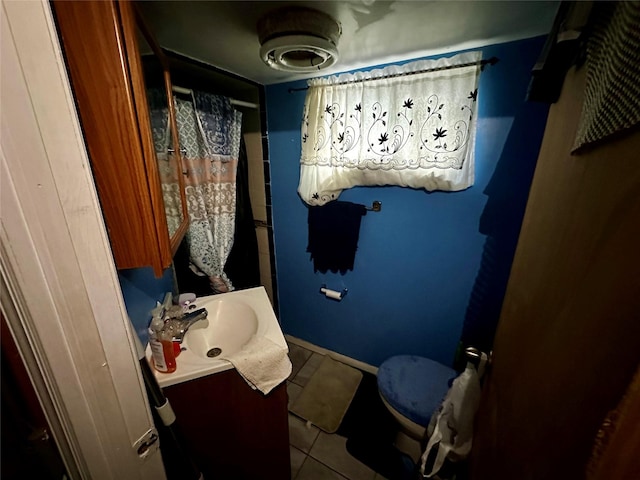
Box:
<box><xmin>149</xmin><ymin>307</ymin><xmax>176</xmax><ymax>374</ymax></box>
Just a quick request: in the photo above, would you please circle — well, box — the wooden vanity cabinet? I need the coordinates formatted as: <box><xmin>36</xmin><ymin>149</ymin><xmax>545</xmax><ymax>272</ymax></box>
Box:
<box><xmin>52</xmin><ymin>0</ymin><xmax>188</xmax><ymax>277</ymax></box>
<box><xmin>163</xmin><ymin>369</ymin><xmax>291</xmax><ymax>480</ymax></box>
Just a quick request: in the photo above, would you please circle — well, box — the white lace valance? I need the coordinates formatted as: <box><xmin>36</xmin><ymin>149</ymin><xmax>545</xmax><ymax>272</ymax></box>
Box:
<box><xmin>298</xmin><ymin>51</ymin><xmax>482</xmax><ymax>205</ymax></box>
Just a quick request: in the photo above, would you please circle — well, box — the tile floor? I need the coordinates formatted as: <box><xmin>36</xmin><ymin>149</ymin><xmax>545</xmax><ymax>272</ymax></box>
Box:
<box><xmin>286</xmin><ymin>341</ymin><xmax>392</xmax><ymax>480</ymax></box>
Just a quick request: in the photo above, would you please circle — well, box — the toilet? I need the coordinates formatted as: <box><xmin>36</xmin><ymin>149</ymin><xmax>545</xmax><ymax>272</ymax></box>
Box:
<box><xmin>377</xmin><ymin>355</ymin><xmax>457</xmax><ymax>462</ymax></box>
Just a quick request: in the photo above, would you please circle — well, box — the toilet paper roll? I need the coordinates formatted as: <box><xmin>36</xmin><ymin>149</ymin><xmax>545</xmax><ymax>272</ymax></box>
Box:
<box><xmin>321</xmin><ymin>288</ymin><xmax>342</xmax><ymax>300</ymax></box>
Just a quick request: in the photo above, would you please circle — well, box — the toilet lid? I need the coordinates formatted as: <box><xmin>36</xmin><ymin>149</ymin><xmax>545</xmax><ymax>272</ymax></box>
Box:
<box><xmin>377</xmin><ymin>355</ymin><xmax>456</xmax><ymax>427</ymax></box>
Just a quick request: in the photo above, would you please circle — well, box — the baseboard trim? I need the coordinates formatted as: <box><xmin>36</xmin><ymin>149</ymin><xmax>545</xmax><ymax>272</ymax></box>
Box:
<box><xmin>285</xmin><ymin>334</ymin><xmax>378</xmax><ymax>375</ymax></box>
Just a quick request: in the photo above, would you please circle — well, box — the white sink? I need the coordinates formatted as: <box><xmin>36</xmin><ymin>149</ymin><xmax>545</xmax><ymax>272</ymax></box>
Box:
<box><xmin>184</xmin><ymin>298</ymin><xmax>258</xmax><ymax>360</ymax></box>
<box><xmin>148</xmin><ymin>286</ymin><xmax>287</xmax><ymax>388</ymax></box>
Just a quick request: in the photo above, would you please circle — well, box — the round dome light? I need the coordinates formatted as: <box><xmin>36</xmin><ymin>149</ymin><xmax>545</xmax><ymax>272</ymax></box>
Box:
<box><xmin>257</xmin><ymin>7</ymin><xmax>341</xmax><ymax>73</ymax></box>
<box><xmin>260</xmin><ymin>35</ymin><xmax>338</xmax><ymax>72</ymax></box>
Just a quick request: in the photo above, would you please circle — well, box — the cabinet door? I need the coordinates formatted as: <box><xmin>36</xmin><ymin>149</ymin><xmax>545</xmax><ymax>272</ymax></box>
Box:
<box><xmin>164</xmin><ymin>370</ymin><xmax>291</xmax><ymax>480</ymax></box>
<box><xmin>122</xmin><ymin>3</ymin><xmax>189</xmax><ymax>257</ymax></box>
<box><xmin>52</xmin><ymin>0</ymin><xmax>187</xmax><ymax>277</ymax></box>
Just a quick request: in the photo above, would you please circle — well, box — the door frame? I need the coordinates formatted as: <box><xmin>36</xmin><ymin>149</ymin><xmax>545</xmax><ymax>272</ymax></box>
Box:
<box><xmin>1</xmin><ymin>1</ymin><xmax>165</xmax><ymax>478</ymax></box>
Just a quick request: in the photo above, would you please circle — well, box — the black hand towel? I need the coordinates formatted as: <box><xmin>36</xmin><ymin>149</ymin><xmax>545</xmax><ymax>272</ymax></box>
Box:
<box><xmin>307</xmin><ymin>201</ymin><xmax>367</xmax><ymax>274</ymax></box>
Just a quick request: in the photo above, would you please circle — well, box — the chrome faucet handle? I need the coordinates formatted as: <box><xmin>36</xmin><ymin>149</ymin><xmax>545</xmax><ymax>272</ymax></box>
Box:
<box><xmin>181</xmin><ymin>308</ymin><xmax>208</xmax><ymax>321</ymax></box>
<box><xmin>171</xmin><ymin>308</ymin><xmax>209</xmax><ymax>342</ymax></box>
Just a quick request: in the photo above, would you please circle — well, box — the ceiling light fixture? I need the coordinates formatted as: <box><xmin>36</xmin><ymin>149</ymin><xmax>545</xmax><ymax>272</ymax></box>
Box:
<box><xmin>257</xmin><ymin>7</ymin><xmax>341</xmax><ymax>73</ymax></box>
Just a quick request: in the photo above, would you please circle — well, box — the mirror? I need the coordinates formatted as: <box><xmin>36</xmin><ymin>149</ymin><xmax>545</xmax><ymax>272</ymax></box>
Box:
<box><xmin>135</xmin><ymin>19</ymin><xmax>188</xmax><ymax>247</ymax></box>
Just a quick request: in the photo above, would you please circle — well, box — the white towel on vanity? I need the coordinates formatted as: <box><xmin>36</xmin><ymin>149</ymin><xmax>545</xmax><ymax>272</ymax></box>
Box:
<box><xmin>222</xmin><ymin>335</ymin><xmax>292</xmax><ymax>395</ymax></box>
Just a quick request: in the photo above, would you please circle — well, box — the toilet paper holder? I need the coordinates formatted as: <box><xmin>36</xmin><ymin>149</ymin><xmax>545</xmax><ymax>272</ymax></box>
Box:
<box><xmin>319</xmin><ymin>284</ymin><xmax>348</xmax><ymax>301</ymax></box>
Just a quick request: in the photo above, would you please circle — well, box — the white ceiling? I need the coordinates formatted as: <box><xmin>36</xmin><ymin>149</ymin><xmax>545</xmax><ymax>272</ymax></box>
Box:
<box><xmin>138</xmin><ymin>0</ymin><xmax>560</xmax><ymax>86</ymax></box>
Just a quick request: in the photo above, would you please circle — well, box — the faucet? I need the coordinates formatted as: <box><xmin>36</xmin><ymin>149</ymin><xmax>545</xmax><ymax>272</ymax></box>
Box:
<box><xmin>169</xmin><ymin>307</ymin><xmax>209</xmax><ymax>343</ymax></box>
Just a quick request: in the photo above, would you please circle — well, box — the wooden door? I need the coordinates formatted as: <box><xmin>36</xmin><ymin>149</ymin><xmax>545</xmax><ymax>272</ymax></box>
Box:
<box><xmin>470</xmin><ymin>66</ymin><xmax>640</xmax><ymax>479</ymax></box>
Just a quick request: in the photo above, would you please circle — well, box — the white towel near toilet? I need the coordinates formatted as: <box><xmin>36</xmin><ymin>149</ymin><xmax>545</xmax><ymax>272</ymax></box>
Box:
<box><xmin>222</xmin><ymin>335</ymin><xmax>292</xmax><ymax>394</ymax></box>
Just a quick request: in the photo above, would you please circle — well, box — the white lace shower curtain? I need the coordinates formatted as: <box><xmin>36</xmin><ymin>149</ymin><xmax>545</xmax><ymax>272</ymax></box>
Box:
<box><xmin>174</xmin><ymin>92</ymin><xmax>242</xmax><ymax>293</ymax></box>
<box><xmin>299</xmin><ymin>51</ymin><xmax>482</xmax><ymax>206</ymax></box>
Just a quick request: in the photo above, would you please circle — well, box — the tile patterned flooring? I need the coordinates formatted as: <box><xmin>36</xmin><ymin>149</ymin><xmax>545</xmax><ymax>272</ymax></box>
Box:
<box><xmin>286</xmin><ymin>341</ymin><xmax>390</xmax><ymax>480</ymax></box>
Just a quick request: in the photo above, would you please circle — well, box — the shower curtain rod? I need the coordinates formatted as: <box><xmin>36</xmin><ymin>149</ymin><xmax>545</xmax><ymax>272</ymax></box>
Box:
<box><xmin>172</xmin><ymin>85</ymin><xmax>259</xmax><ymax>110</ymax></box>
<box><xmin>287</xmin><ymin>56</ymin><xmax>499</xmax><ymax>93</ymax></box>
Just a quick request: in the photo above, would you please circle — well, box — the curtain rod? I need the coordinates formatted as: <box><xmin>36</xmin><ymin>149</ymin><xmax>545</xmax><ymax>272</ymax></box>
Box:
<box><xmin>287</xmin><ymin>56</ymin><xmax>499</xmax><ymax>93</ymax></box>
<box><xmin>172</xmin><ymin>85</ymin><xmax>259</xmax><ymax>110</ymax></box>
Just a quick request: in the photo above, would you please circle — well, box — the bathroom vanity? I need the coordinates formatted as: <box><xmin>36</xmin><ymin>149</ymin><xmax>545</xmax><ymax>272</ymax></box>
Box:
<box><xmin>163</xmin><ymin>370</ymin><xmax>289</xmax><ymax>480</ymax></box>
<box><xmin>151</xmin><ymin>288</ymin><xmax>291</xmax><ymax>479</ymax></box>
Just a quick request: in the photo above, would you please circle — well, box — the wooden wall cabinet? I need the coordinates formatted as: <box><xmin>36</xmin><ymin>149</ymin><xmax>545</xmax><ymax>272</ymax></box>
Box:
<box><xmin>53</xmin><ymin>0</ymin><xmax>188</xmax><ymax>277</ymax></box>
<box><xmin>163</xmin><ymin>369</ymin><xmax>291</xmax><ymax>480</ymax></box>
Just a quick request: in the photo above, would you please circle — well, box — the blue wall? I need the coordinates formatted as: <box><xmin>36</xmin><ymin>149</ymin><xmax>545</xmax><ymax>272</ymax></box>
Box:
<box><xmin>119</xmin><ymin>267</ymin><xmax>174</xmax><ymax>345</ymax></box>
<box><xmin>266</xmin><ymin>36</ymin><xmax>550</xmax><ymax>367</ymax></box>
